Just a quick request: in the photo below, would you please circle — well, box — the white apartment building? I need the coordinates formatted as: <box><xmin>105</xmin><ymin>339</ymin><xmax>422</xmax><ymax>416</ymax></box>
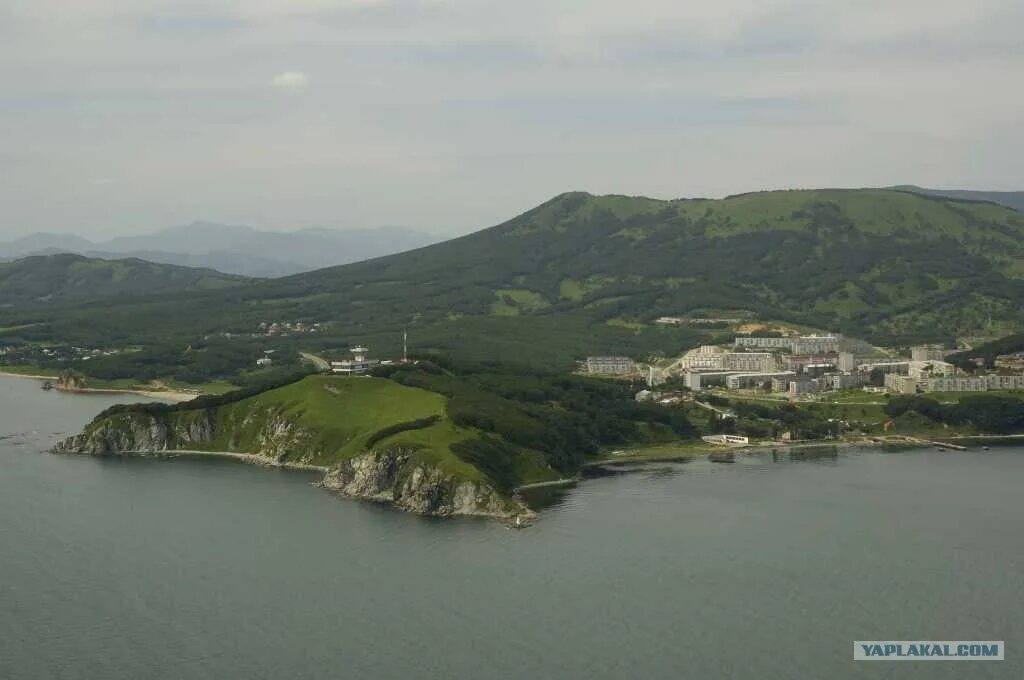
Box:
<box><xmin>837</xmin><ymin>351</ymin><xmax>857</xmax><ymax>373</ymax></box>
<box><xmin>885</xmin><ymin>373</ymin><xmax>920</xmax><ymax>394</ymax></box>
<box><xmin>724</xmin><ymin>352</ymin><xmax>777</xmax><ymax>373</ymax></box>
<box><xmin>726</xmin><ymin>371</ymin><xmax>796</xmax><ymax>389</ymax></box>
<box><xmin>911</xmin><ymin>344</ymin><xmax>946</xmax><ymax>362</ymax></box>
<box><xmin>734</xmin><ymin>334</ymin><xmax>841</xmax><ymax>354</ymax></box>
<box><xmin>585</xmin><ymin>356</ymin><xmax>636</xmax><ymax>375</ymax></box>
<box><xmin>924</xmin><ymin>375</ymin><xmax>1024</xmax><ymax>393</ymax></box>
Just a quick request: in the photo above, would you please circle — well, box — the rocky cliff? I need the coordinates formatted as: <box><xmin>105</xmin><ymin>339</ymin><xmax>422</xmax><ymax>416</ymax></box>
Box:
<box><xmin>54</xmin><ymin>409</ymin><xmax>533</xmax><ymax>525</ymax></box>
<box><xmin>54</xmin><ymin>411</ymin><xmax>216</xmax><ymax>455</ymax></box>
<box><xmin>317</xmin><ymin>447</ymin><xmax>532</xmax><ymax>523</ymax></box>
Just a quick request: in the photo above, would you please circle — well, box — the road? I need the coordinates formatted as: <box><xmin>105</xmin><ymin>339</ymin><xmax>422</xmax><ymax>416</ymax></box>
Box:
<box><xmin>299</xmin><ymin>352</ymin><xmax>331</xmax><ymax>372</ymax></box>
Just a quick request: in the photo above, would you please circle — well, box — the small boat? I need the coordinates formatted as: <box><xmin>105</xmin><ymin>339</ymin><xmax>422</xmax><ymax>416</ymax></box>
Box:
<box><xmin>983</xmin><ymin>446</ymin><xmax>990</xmax><ymax>451</ymax></box>
<box><xmin>41</xmin><ymin>381</ymin><xmax>54</xmax><ymax>391</ymax></box>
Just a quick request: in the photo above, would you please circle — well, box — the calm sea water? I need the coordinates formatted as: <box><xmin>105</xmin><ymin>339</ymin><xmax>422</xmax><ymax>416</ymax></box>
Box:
<box><xmin>1</xmin><ymin>375</ymin><xmax>1021</xmax><ymax>679</ymax></box>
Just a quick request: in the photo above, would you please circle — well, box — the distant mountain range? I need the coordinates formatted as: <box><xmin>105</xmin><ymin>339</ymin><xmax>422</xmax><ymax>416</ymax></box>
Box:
<box><xmin>893</xmin><ymin>186</ymin><xmax>1024</xmax><ymax>213</ymax></box>
<box><xmin>0</xmin><ymin>223</ymin><xmax>440</xmax><ymax>277</ymax></box>
<box><xmin>0</xmin><ymin>253</ymin><xmax>246</xmax><ymax>307</ymax></box>
<box><xmin>6</xmin><ymin>187</ymin><xmax>1024</xmax><ymax>379</ymax></box>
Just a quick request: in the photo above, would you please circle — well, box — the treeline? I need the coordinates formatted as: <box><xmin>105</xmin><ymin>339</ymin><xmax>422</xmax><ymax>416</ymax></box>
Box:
<box><xmin>948</xmin><ymin>333</ymin><xmax>1024</xmax><ymax>371</ymax></box>
<box><xmin>884</xmin><ymin>394</ymin><xmax>1024</xmax><ymax>433</ymax></box>
<box><xmin>92</xmin><ymin>369</ymin><xmax>314</xmax><ymax>421</ymax></box>
<box><xmin>364</xmin><ymin>416</ymin><xmax>441</xmax><ymax>449</ymax></box>
<box><xmin>700</xmin><ymin>397</ymin><xmax>842</xmax><ymax>440</ymax></box>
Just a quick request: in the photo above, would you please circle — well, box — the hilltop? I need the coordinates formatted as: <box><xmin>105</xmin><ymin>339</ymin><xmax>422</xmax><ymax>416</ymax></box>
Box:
<box><xmin>5</xmin><ymin>188</ymin><xmax>1024</xmax><ymax>380</ymax></box>
<box><xmin>0</xmin><ymin>253</ymin><xmax>247</xmax><ymax>307</ymax></box>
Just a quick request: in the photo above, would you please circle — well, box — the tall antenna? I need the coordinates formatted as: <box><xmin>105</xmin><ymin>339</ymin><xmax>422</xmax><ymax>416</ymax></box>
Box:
<box><xmin>403</xmin><ymin>329</ymin><xmax>408</xmax><ymax>363</ymax></box>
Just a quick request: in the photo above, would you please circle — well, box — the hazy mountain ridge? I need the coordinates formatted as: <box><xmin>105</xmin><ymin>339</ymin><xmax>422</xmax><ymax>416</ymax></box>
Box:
<box><xmin>893</xmin><ymin>185</ymin><xmax>1024</xmax><ymax>213</ymax></box>
<box><xmin>0</xmin><ymin>253</ymin><xmax>247</xmax><ymax>306</ymax></box>
<box><xmin>0</xmin><ymin>223</ymin><xmax>440</xmax><ymax>277</ymax></box>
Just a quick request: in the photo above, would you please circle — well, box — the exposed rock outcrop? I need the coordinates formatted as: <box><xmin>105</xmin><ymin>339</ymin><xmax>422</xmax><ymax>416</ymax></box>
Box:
<box><xmin>317</xmin><ymin>447</ymin><xmax>534</xmax><ymax>524</ymax></box>
<box><xmin>54</xmin><ymin>411</ymin><xmax>534</xmax><ymax>525</ymax></box>
<box><xmin>53</xmin><ymin>411</ymin><xmax>215</xmax><ymax>456</ymax></box>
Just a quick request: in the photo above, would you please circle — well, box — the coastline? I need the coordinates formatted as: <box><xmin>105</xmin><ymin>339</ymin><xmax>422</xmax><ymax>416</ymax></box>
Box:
<box><xmin>0</xmin><ymin>371</ymin><xmax>198</xmax><ymax>403</ymax></box>
<box><xmin>589</xmin><ymin>434</ymin><xmax>998</xmax><ymax>467</ymax></box>
<box><xmin>70</xmin><ymin>447</ymin><xmax>329</xmax><ymax>473</ymax></box>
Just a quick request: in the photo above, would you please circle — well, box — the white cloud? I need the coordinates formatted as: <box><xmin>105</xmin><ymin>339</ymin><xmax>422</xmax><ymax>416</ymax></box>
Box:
<box><xmin>0</xmin><ymin>1</ymin><xmax>1022</xmax><ymax>239</ymax></box>
<box><xmin>271</xmin><ymin>71</ymin><xmax>309</xmax><ymax>90</ymax></box>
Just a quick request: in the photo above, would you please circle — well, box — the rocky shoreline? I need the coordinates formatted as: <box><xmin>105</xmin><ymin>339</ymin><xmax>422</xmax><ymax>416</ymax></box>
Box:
<box><xmin>52</xmin><ymin>412</ymin><xmax>534</xmax><ymax>527</ymax></box>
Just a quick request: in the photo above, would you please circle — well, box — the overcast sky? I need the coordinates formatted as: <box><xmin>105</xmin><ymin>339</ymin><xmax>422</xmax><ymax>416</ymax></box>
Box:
<box><xmin>2</xmin><ymin>0</ymin><xmax>1022</xmax><ymax>240</ymax></box>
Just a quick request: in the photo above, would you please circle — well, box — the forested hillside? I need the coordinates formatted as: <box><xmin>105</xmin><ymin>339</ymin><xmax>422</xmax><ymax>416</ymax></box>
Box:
<box><xmin>0</xmin><ymin>254</ymin><xmax>247</xmax><ymax>306</ymax></box>
<box><xmin>4</xmin><ymin>188</ymin><xmax>1024</xmax><ymax>381</ymax></box>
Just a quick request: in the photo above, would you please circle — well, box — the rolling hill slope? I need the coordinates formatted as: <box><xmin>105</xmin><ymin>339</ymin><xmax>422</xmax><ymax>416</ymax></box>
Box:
<box><xmin>893</xmin><ymin>185</ymin><xmax>1024</xmax><ymax>213</ymax></box>
<box><xmin>0</xmin><ymin>253</ymin><xmax>247</xmax><ymax>306</ymax></box>
<box><xmin>5</xmin><ymin>188</ymin><xmax>1024</xmax><ymax>379</ymax></box>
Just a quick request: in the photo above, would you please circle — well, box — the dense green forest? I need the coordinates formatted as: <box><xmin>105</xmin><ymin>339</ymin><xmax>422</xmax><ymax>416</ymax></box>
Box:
<box><xmin>4</xmin><ymin>188</ymin><xmax>1024</xmax><ymax>381</ymax></box>
<box><xmin>948</xmin><ymin>333</ymin><xmax>1024</xmax><ymax>371</ymax></box>
<box><xmin>884</xmin><ymin>394</ymin><xmax>1024</xmax><ymax>433</ymax></box>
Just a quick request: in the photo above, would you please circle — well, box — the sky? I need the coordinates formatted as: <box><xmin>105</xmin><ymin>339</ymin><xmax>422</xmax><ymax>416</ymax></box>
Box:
<box><xmin>1</xmin><ymin>0</ymin><xmax>1022</xmax><ymax>240</ymax></box>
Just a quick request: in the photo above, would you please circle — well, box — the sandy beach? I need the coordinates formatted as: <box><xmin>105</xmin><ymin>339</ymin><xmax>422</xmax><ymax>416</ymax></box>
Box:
<box><xmin>0</xmin><ymin>371</ymin><xmax>198</xmax><ymax>403</ymax></box>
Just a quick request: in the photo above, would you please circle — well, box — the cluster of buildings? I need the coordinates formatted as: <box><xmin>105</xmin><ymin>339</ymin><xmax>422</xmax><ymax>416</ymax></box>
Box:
<box><xmin>679</xmin><ymin>345</ymin><xmax>776</xmax><ymax>372</ymax></box>
<box><xmin>586</xmin><ymin>331</ymin><xmax>1024</xmax><ymax>398</ymax></box>
<box><xmin>681</xmin><ymin>337</ymin><xmax>1024</xmax><ymax>397</ymax></box>
<box><xmin>734</xmin><ymin>334</ymin><xmax>842</xmax><ymax>355</ymax></box>
<box><xmin>256</xmin><ymin>321</ymin><xmax>325</xmax><ymax>337</ymax></box>
<box><xmin>887</xmin><ymin>372</ymin><xmax>1024</xmax><ymax>394</ymax></box>
<box><xmin>0</xmin><ymin>344</ymin><xmax>121</xmax><ymax>365</ymax></box>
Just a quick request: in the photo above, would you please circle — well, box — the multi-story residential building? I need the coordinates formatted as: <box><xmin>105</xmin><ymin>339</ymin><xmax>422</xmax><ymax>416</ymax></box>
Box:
<box><xmin>680</xmin><ymin>352</ymin><xmax>726</xmax><ymax>370</ymax></box>
<box><xmin>680</xmin><ymin>347</ymin><xmax>776</xmax><ymax>372</ymax></box>
<box><xmin>683</xmin><ymin>371</ymin><xmax>735</xmax><ymax>390</ymax></box>
<box><xmin>837</xmin><ymin>351</ymin><xmax>857</xmax><ymax>373</ymax></box>
<box><xmin>789</xmin><ymin>378</ymin><xmax>824</xmax><ymax>396</ymax></box>
<box><xmin>733</xmin><ymin>336</ymin><xmax>792</xmax><ymax>351</ymax></box>
<box><xmin>724</xmin><ymin>352</ymin><xmax>777</xmax><ymax>373</ymax></box>
<box><xmin>924</xmin><ymin>375</ymin><xmax>1024</xmax><ymax>392</ymax></box>
<box><xmin>586</xmin><ymin>356</ymin><xmax>636</xmax><ymax>375</ymax></box>
<box><xmin>911</xmin><ymin>344</ymin><xmax>946</xmax><ymax>362</ymax></box>
<box><xmin>734</xmin><ymin>334</ymin><xmax>841</xmax><ymax>354</ymax></box>
<box><xmin>860</xmin><ymin>361</ymin><xmax>910</xmax><ymax>375</ymax></box>
<box><xmin>885</xmin><ymin>373</ymin><xmax>920</xmax><ymax>394</ymax></box>
<box><xmin>791</xmin><ymin>335</ymin><xmax>841</xmax><ymax>354</ymax></box>
<box><xmin>829</xmin><ymin>373</ymin><xmax>870</xmax><ymax>390</ymax></box>
<box><xmin>726</xmin><ymin>371</ymin><xmax>796</xmax><ymax>390</ymax></box>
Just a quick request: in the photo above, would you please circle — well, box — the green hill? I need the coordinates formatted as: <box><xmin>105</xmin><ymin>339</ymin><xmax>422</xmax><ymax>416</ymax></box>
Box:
<box><xmin>6</xmin><ymin>188</ymin><xmax>1024</xmax><ymax>380</ymax></box>
<box><xmin>0</xmin><ymin>253</ymin><xmax>247</xmax><ymax>306</ymax></box>
<box><xmin>54</xmin><ymin>366</ymin><xmax>700</xmax><ymax>520</ymax></box>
